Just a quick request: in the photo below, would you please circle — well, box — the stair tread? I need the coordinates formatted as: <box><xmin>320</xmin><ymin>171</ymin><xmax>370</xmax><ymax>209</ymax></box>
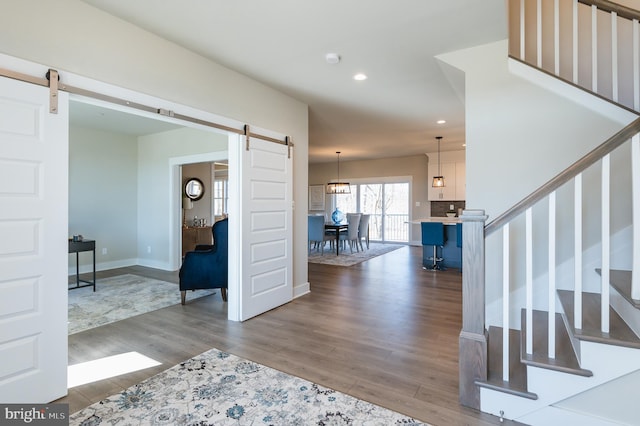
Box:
<box><xmin>558</xmin><ymin>289</ymin><xmax>640</xmax><ymax>349</ymax></box>
<box><xmin>475</xmin><ymin>326</ymin><xmax>537</xmax><ymax>400</ymax></box>
<box><xmin>596</xmin><ymin>269</ymin><xmax>640</xmax><ymax>309</ymax></box>
<box><xmin>520</xmin><ymin>309</ymin><xmax>592</xmax><ymax>377</ymax></box>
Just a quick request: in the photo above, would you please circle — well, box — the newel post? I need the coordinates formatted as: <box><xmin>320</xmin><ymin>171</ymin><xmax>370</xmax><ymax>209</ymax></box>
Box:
<box><xmin>459</xmin><ymin>209</ymin><xmax>489</xmax><ymax>409</ymax></box>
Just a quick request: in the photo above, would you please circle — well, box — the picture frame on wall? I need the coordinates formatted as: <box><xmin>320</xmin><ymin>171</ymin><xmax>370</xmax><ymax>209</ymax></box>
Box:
<box><xmin>308</xmin><ymin>185</ymin><xmax>325</xmax><ymax>211</ymax></box>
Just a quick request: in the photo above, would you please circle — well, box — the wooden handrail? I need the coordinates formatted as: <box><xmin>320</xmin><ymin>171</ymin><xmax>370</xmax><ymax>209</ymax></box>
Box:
<box><xmin>578</xmin><ymin>0</ymin><xmax>640</xmax><ymax>22</ymax></box>
<box><xmin>486</xmin><ymin>117</ymin><xmax>640</xmax><ymax>236</ymax></box>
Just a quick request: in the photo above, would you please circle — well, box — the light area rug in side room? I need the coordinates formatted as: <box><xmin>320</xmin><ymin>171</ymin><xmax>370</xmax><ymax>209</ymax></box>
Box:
<box><xmin>308</xmin><ymin>242</ymin><xmax>403</xmax><ymax>266</ymax></box>
<box><xmin>69</xmin><ymin>347</ymin><xmax>427</xmax><ymax>425</ymax></box>
<box><xmin>68</xmin><ymin>274</ymin><xmax>214</xmax><ymax>335</ymax></box>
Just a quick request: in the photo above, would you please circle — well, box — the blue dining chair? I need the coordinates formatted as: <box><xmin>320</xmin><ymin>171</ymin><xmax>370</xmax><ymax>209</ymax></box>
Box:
<box><xmin>308</xmin><ymin>215</ymin><xmax>331</xmax><ymax>254</ymax></box>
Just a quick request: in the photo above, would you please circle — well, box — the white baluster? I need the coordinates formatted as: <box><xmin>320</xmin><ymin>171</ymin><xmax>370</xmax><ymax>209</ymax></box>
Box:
<box><xmin>632</xmin><ymin>134</ymin><xmax>640</xmax><ymax>301</ymax></box>
<box><xmin>554</xmin><ymin>0</ymin><xmax>560</xmax><ymax>75</ymax></box>
<box><xmin>549</xmin><ymin>191</ymin><xmax>556</xmax><ymax>359</ymax></box>
<box><xmin>612</xmin><ymin>12</ymin><xmax>618</xmax><ymax>103</ymax></box>
<box><xmin>634</xmin><ymin>19</ymin><xmax>639</xmax><ymax>110</ymax></box>
<box><xmin>629</xmin><ymin>22</ymin><xmax>639</xmax><ymax>304</ymax></box>
<box><xmin>521</xmin><ymin>0</ymin><xmax>526</xmax><ymax>60</ymax></box>
<box><xmin>503</xmin><ymin>223</ymin><xmax>510</xmax><ymax>382</ymax></box>
<box><xmin>602</xmin><ymin>155</ymin><xmax>610</xmax><ymax>333</ymax></box>
<box><xmin>526</xmin><ymin>208</ymin><xmax>533</xmax><ymax>354</ymax></box>
<box><xmin>575</xmin><ymin>174</ymin><xmax>583</xmax><ymax>330</ymax></box>
<box><xmin>592</xmin><ymin>5</ymin><xmax>598</xmax><ymax>92</ymax></box>
<box><xmin>573</xmin><ymin>0</ymin><xmax>579</xmax><ymax>84</ymax></box>
<box><xmin>537</xmin><ymin>0</ymin><xmax>543</xmax><ymax>68</ymax></box>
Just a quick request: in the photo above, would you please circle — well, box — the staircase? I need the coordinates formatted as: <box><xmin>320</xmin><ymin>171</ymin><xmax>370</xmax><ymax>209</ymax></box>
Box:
<box><xmin>458</xmin><ymin>1</ymin><xmax>640</xmax><ymax>424</ymax></box>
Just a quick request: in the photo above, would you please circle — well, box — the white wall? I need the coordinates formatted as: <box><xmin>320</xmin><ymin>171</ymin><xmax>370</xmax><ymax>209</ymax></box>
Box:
<box><xmin>0</xmin><ymin>0</ymin><xmax>309</xmax><ymax>290</ymax></box>
<box><xmin>69</xmin><ymin>126</ymin><xmax>138</xmax><ymax>271</ymax></box>
<box><xmin>137</xmin><ymin>127</ymin><xmax>227</xmax><ymax>270</ymax></box>
<box><xmin>69</xmin><ymin>126</ymin><xmax>226</xmax><ymax>273</ymax></box>
<box><xmin>438</xmin><ymin>40</ymin><xmax>636</xmax><ymax>322</ymax></box>
<box><xmin>439</xmin><ymin>40</ymin><xmax>630</xmax><ymax>221</ymax></box>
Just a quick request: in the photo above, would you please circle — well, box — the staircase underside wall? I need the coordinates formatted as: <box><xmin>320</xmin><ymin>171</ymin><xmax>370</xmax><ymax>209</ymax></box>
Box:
<box><xmin>437</xmin><ymin>40</ymin><xmax>637</xmax><ymax>313</ymax></box>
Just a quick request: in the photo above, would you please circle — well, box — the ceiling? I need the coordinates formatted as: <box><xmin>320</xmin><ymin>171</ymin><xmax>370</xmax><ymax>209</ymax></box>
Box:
<box><xmin>78</xmin><ymin>0</ymin><xmax>507</xmax><ymax>163</ymax></box>
<box><xmin>69</xmin><ymin>102</ymin><xmax>183</xmax><ymax>136</ymax></box>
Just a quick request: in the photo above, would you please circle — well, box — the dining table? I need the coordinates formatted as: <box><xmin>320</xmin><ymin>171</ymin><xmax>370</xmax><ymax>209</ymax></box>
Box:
<box><xmin>324</xmin><ymin>222</ymin><xmax>348</xmax><ymax>255</ymax></box>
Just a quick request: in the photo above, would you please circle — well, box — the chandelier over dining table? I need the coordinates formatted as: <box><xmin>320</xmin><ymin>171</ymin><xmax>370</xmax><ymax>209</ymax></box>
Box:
<box><xmin>326</xmin><ymin>151</ymin><xmax>351</xmax><ymax>194</ymax></box>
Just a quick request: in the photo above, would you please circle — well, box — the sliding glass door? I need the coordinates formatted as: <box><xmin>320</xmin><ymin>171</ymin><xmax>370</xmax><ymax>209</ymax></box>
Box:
<box><xmin>336</xmin><ymin>181</ymin><xmax>409</xmax><ymax>243</ymax></box>
<box><xmin>381</xmin><ymin>183</ymin><xmax>409</xmax><ymax>242</ymax></box>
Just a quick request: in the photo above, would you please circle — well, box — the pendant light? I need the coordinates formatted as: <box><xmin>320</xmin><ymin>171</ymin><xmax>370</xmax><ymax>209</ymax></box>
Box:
<box><xmin>432</xmin><ymin>136</ymin><xmax>445</xmax><ymax>188</ymax></box>
<box><xmin>326</xmin><ymin>151</ymin><xmax>351</xmax><ymax>194</ymax></box>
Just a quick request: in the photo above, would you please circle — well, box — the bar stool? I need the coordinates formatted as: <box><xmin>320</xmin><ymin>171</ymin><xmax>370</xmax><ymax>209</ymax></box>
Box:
<box><xmin>421</xmin><ymin>222</ymin><xmax>446</xmax><ymax>271</ymax></box>
<box><xmin>456</xmin><ymin>222</ymin><xmax>463</xmax><ymax>272</ymax></box>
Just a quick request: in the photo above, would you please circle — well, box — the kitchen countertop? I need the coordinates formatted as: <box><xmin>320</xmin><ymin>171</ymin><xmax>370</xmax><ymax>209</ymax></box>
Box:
<box><xmin>408</xmin><ymin>217</ymin><xmax>461</xmax><ymax>225</ymax></box>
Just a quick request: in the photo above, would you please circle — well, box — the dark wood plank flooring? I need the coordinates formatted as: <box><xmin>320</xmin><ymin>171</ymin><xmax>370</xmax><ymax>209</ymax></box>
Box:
<box><xmin>59</xmin><ymin>246</ymin><xmax>511</xmax><ymax>425</ymax></box>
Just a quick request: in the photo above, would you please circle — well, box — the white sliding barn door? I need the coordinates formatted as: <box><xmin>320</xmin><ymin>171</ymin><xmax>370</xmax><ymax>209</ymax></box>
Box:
<box><xmin>238</xmin><ymin>136</ymin><xmax>292</xmax><ymax>321</ymax></box>
<box><xmin>0</xmin><ymin>76</ymin><xmax>68</xmax><ymax>402</ymax></box>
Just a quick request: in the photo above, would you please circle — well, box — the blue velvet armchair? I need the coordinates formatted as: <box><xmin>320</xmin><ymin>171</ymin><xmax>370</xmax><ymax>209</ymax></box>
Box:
<box><xmin>179</xmin><ymin>218</ymin><xmax>228</xmax><ymax>305</ymax></box>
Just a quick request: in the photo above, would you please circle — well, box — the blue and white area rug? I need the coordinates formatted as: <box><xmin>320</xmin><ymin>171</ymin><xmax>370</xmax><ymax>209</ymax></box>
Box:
<box><xmin>308</xmin><ymin>243</ymin><xmax>402</xmax><ymax>267</ymax></box>
<box><xmin>69</xmin><ymin>347</ymin><xmax>425</xmax><ymax>425</ymax></box>
<box><xmin>68</xmin><ymin>274</ymin><xmax>214</xmax><ymax>335</ymax></box>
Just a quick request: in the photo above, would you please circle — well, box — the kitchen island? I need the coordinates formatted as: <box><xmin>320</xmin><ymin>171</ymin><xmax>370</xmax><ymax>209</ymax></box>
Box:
<box><xmin>410</xmin><ymin>217</ymin><xmax>462</xmax><ymax>270</ymax></box>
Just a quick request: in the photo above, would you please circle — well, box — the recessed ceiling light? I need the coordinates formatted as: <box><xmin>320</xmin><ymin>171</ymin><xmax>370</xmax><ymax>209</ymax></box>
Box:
<box><xmin>462</xmin><ymin>143</ymin><xmax>467</xmax><ymax>147</ymax></box>
<box><xmin>437</xmin><ymin>119</ymin><xmax>446</xmax><ymax>124</ymax></box>
<box><xmin>353</xmin><ymin>73</ymin><xmax>368</xmax><ymax>81</ymax></box>
<box><xmin>325</xmin><ymin>53</ymin><xmax>340</xmax><ymax>64</ymax></box>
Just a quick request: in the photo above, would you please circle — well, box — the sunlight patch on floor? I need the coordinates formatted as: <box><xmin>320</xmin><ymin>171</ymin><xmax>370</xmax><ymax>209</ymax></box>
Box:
<box><xmin>68</xmin><ymin>352</ymin><xmax>161</xmax><ymax>388</ymax></box>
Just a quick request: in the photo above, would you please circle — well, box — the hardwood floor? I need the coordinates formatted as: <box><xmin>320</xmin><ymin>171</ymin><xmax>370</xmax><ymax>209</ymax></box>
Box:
<box><xmin>59</xmin><ymin>246</ymin><xmax>512</xmax><ymax>425</ymax></box>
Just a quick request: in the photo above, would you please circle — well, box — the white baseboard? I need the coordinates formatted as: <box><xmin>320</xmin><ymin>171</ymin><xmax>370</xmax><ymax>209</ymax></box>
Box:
<box><xmin>68</xmin><ymin>258</ymin><xmax>137</xmax><ymax>276</ymax></box>
<box><xmin>136</xmin><ymin>258</ymin><xmax>175</xmax><ymax>272</ymax></box>
<box><xmin>294</xmin><ymin>282</ymin><xmax>310</xmax><ymax>299</ymax></box>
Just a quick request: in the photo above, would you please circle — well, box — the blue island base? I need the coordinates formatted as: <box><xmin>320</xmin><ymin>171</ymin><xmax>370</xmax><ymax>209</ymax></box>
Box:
<box><xmin>422</xmin><ymin>223</ymin><xmax>462</xmax><ymax>270</ymax></box>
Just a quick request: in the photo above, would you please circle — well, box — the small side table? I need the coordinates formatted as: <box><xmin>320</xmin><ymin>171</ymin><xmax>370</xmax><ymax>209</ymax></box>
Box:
<box><xmin>68</xmin><ymin>239</ymin><xmax>96</xmax><ymax>291</ymax></box>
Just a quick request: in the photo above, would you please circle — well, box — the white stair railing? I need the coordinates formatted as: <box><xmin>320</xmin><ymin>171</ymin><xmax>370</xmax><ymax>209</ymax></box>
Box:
<box><xmin>510</xmin><ymin>0</ymin><xmax>640</xmax><ymax>114</ymax></box>
<box><xmin>459</xmin><ymin>119</ymin><xmax>640</xmax><ymax>408</ymax></box>
<box><xmin>506</xmin><ymin>0</ymin><xmax>640</xmax><ymax>337</ymax></box>
<box><xmin>458</xmin><ymin>1</ymin><xmax>640</xmax><ymax>411</ymax></box>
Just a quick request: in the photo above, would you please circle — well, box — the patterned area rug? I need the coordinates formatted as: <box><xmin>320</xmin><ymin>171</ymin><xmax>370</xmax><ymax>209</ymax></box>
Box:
<box><xmin>69</xmin><ymin>347</ymin><xmax>425</xmax><ymax>425</ymax></box>
<box><xmin>308</xmin><ymin>242</ymin><xmax>403</xmax><ymax>266</ymax></box>
<box><xmin>68</xmin><ymin>274</ymin><xmax>214</xmax><ymax>335</ymax></box>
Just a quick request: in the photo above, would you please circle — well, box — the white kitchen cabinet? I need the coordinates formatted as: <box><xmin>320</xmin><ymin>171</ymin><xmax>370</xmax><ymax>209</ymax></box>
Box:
<box><xmin>428</xmin><ymin>161</ymin><xmax>465</xmax><ymax>201</ymax></box>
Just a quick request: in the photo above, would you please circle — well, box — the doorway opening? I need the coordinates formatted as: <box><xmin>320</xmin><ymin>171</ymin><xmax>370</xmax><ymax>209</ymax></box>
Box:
<box><xmin>69</xmin><ymin>99</ymin><xmax>230</xmax><ymax>275</ymax></box>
